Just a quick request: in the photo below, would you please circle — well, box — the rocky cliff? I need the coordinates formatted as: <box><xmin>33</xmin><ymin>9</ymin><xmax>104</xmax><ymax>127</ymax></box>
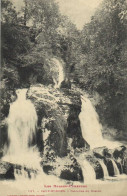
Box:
<box><xmin>0</xmin><ymin>83</ymin><xmax>127</xmax><ymax>182</ymax></box>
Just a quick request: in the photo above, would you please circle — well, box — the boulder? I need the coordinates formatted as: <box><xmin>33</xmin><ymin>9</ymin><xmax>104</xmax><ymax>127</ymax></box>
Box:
<box><xmin>59</xmin><ymin>155</ymin><xmax>83</xmax><ymax>182</ymax></box>
<box><xmin>27</xmin><ymin>84</ymin><xmax>71</xmax><ymax>157</ymax></box>
<box><xmin>86</xmin><ymin>155</ymin><xmax>103</xmax><ymax>179</ymax></box>
<box><xmin>0</xmin><ymin>160</ymin><xmax>39</xmax><ymax>180</ymax></box>
<box><xmin>61</xmin><ymin>78</ymin><xmax>71</xmax><ymax>89</ymax></box>
<box><xmin>0</xmin><ymin>161</ymin><xmax>15</xmax><ymax>180</ymax></box>
<box><xmin>0</xmin><ymin>87</ymin><xmax>17</xmax><ymax>151</ymax></box>
<box><xmin>113</xmin><ymin>146</ymin><xmax>126</xmax><ymax>160</ymax></box>
<box><xmin>60</xmin><ymin>168</ymin><xmax>83</xmax><ymax>181</ymax></box>
<box><xmin>105</xmin><ymin>159</ymin><xmax>114</xmax><ymax>176</ymax></box>
<box><xmin>27</xmin><ymin>84</ymin><xmax>88</xmax><ymax>157</ymax></box>
<box><xmin>123</xmin><ymin>157</ymin><xmax>127</xmax><ymax>174</ymax></box>
<box><xmin>123</xmin><ymin>149</ymin><xmax>127</xmax><ymax>174</ymax></box>
<box><xmin>93</xmin><ymin>147</ymin><xmax>109</xmax><ymax>159</ymax></box>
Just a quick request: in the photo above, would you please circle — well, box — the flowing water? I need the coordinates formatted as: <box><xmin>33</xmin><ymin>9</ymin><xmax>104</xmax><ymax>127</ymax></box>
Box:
<box><xmin>119</xmin><ymin>162</ymin><xmax>123</xmax><ymax>174</ymax></box>
<box><xmin>2</xmin><ymin>89</ymin><xmax>63</xmax><ymax>191</ymax></box>
<box><xmin>1</xmin><ymin>88</ymin><xmax>126</xmax><ymax>193</ymax></box>
<box><xmin>98</xmin><ymin>160</ymin><xmax>109</xmax><ymax>178</ymax></box>
<box><xmin>81</xmin><ymin>159</ymin><xmax>96</xmax><ymax>183</ymax></box>
<box><xmin>2</xmin><ymin>89</ymin><xmax>40</xmax><ymax>169</ymax></box>
<box><xmin>78</xmin><ymin>154</ymin><xmax>96</xmax><ymax>183</ymax></box>
<box><xmin>78</xmin><ymin>94</ymin><xmax>122</xmax><ymax>180</ymax></box>
<box><xmin>79</xmin><ymin>95</ymin><xmax>103</xmax><ymax>149</ymax></box>
<box><xmin>79</xmin><ymin>95</ymin><xmax>122</xmax><ymax>149</ymax></box>
<box><xmin>110</xmin><ymin>159</ymin><xmax>120</xmax><ymax>176</ymax></box>
<box><xmin>52</xmin><ymin>58</ymin><xmax>64</xmax><ymax>88</ymax></box>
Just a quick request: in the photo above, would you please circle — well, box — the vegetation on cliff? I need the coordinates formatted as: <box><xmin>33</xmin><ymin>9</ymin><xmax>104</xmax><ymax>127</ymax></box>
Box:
<box><xmin>1</xmin><ymin>0</ymin><xmax>127</xmax><ymax>137</ymax></box>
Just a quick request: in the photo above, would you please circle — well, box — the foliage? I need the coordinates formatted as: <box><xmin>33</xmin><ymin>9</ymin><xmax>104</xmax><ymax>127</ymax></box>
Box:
<box><xmin>71</xmin><ymin>0</ymin><xmax>127</xmax><ymax>132</ymax></box>
<box><xmin>1</xmin><ymin>0</ymin><xmax>17</xmax><ymax>24</ymax></box>
<box><xmin>1</xmin><ymin>0</ymin><xmax>32</xmax><ymax>88</ymax></box>
<box><xmin>1</xmin><ymin>0</ymin><xmax>127</xmax><ymax>134</ymax></box>
<box><xmin>19</xmin><ymin>0</ymin><xmax>79</xmax><ymax>83</ymax></box>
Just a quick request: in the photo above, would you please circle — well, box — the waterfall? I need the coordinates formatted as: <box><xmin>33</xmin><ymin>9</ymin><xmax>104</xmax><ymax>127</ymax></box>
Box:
<box><xmin>52</xmin><ymin>58</ymin><xmax>64</xmax><ymax>88</ymax></box>
<box><xmin>79</xmin><ymin>95</ymin><xmax>122</xmax><ymax>149</ymax></box>
<box><xmin>81</xmin><ymin>160</ymin><xmax>96</xmax><ymax>183</ymax></box>
<box><xmin>78</xmin><ymin>155</ymin><xmax>96</xmax><ymax>183</ymax></box>
<box><xmin>98</xmin><ymin>160</ymin><xmax>109</xmax><ymax>178</ymax></box>
<box><xmin>110</xmin><ymin>159</ymin><xmax>120</xmax><ymax>176</ymax></box>
<box><xmin>119</xmin><ymin>162</ymin><xmax>123</xmax><ymax>174</ymax></box>
<box><xmin>79</xmin><ymin>95</ymin><xmax>103</xmax><ymax>149</ymax></box>
<box><xmin>2</xmin><ymin>89</ymin><xmax>64</xmax><ymax>187</ymax></box>
<box><xmin>2</xmin><ymin>89</ymin><xmax>41</xmax><ymax>169</ymax></box>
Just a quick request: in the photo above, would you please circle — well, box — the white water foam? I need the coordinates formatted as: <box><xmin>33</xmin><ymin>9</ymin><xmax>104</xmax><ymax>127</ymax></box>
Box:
<box><xmin>110</xmin><ymin>159</ymin><xmax>120</xmax><ymax>176</ymax></box>
<box><xmin>52</xmin><ymin>58</ymin><xmax>64</xmax><ymax>88</ymax></box>
<box><xmin>98</xmin><ymin>160</ymin><xmax>109</xmax><ymax>178</ymax></box>
<box><xmin>79</xmin><ymin>95</ymin><xmax>122</xmax><ymax>149</ymax></box>
<box><xmin>2</xmin><ymin>89</ymin><xmax>40</xmax><ymax>169</ymax></box>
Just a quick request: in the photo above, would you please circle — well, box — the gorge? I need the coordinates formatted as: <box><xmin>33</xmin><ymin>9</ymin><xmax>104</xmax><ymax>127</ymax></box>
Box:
<box><xmin>0</xmin><ymin>58</ymin><xmax>127</xmax><ymax>188</ymax></box>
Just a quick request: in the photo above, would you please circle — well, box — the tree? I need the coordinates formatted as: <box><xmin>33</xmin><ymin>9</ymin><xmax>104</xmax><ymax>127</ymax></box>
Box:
<box><xmin>72</xmin><ymin>0</ymin><xmax>127</xmax><ymax>133</ymax></box>
<box><xmin>19</xmin><ymin>0</ymin><xmax>80</xmax><ymax>84</ymax></box>
<box><xmin>1</xmin><ymin>0</ymin><xmax>32</xmax><ymax>87</ymax></box>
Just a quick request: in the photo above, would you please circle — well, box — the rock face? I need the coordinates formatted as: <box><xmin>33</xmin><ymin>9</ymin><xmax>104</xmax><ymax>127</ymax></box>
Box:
<box><xmin>0</xmin><ymin>86</ymin><xmax>17</xmax><ymax>151</ymax></box>
<box><xmin>0</xmin><ymin>161</ymin><xmax>38</xmax><ymax>180</ymax></box>
<box><xmin>27</xmin><ymin>84</ymin><xmax>70</xmax><ymax>156</ymax></box>
<box><xmin>0</xmin><ymin>83</ymin><xmax>127</xmax><ymax>182</ymax></box>
<box><xmin>27</xmin><ymin>84</ymin><xmax>127</xmax><ymax>181</ymax></box>
<box><xmin>92</xmin><ymin>145</ymin><xmax>127</xmax><ymax>177</ymax></box>
<box><xmin>0</xmin><ymin>161</ymin><xmax>15</xmax><ymax>180</ymax></box>
<box><xmin>93</xmin><ymin>147</ymin><xmax>108</xmax><ymax>159</ymax></box>
<box><xmin>67</xmin><ymin>104</ymin><xmax>86</xmax><ymax>149</ymax></box>
<box><xmin>27</xmin><ymin>84</ymin><xmax>87</xmax><ymax>157</ymax></box>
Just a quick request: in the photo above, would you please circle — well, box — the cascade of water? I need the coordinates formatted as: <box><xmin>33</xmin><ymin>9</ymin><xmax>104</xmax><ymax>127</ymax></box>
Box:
<box><xmin>2</xmin><ymin>89</ymin><xmax>66</xmax><ymax>186</ymax></box>
<box><xmin>82</xmin><ymin>160</ymin><xmax>96</xmax><ymax>183</ymax></box>
<box><xmin>78</xmin><ymin>156</ymin><xmax>96</xmax><ymax>183</ymax></box>
<box><xmin>2</xmin><ymin>88</ymin><xmax>124</xmax><ymax>186</ymax></box>
<box><xmin>110</xmin><ymin>159</ymin><xmax>120</xmax><ymax>176</ymax></box>
<box><xmin>79</xmin><ymin>95</ymin><xmax>103</xmax><ymax>149</ymax></box>
<box><xmin>119</xmin><ymin>162</ymin><xmax>123</xmax><ymax>174</ymax></box>
<box><xmin>79</xmin><ymin>95</ymin><xmax>122</xmax><ymax>149</ymax></box>
<box><xmin>52</xmin><ymin>58</ymin><xmax>64</xmax><ymax>88</ymax></box>
<box><xmin>2</xmin><ymin>89</ymin><xmax>41</xmax><ymax>169</ymax></box>
<box><xmin>98</xmin><ymin>160</ymin><xmax>109</xmax><ymax>178</ymax></box>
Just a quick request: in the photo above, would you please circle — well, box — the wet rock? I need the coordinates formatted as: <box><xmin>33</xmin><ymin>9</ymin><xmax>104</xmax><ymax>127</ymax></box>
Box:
<box><xmin>43</xmin><ymin>165</ymin><xmax>54</xmax><ymax>174</ymax></box>
<box><xmin>103</xmin><ymin>148</ymin><xmax>112</xmax><ymax>158</ymax></box>
<box><xmin>123</xmin><ymin>149</ymin><xmax>127</xmax><ymax>174</ymax></box>
<box><xmin>61</xmin><ymin>78</ymin><xmax>71</xmax><ymax>89</ymax></box>
<box><xmin>0</xmin><ymin>87</ymin><xmax>17</xmax><ymax>152</ymax></box>
<box><xmin>0</xmin><ymin>161</ymin><xmax>39</xmax><ymax>180</ymax></box>
<box><xmin>93</xmin><ymin>147</ymin><xmax>109</xmax><ymax>159</ymax></box>
<box><xmin>27</xmin><ymin>84</ymin><xmax>71</xmax><ymax>156</ymax></box>
<box><xmin>0</xmin><ymin>120</ymin><xmax>8</xmax><ymax>151</ymax></box>
<box><xmin>27</xmin><ymin>84</ymin><xmax>88</xmax><ymax>156</ymax></box>
<box><xmin>106</xmin><ymin>146</ymin><xmax>127</xmax><ymax>175</ymax></box>
<box><xmin>115</xmin><ymin>161</ymin><xmax>123</xmax><ymax>174</ymax></box>
<box><xmin>0</xmin><ymin>88</ymin><xmax>17</xmax><ymax>120</ymax></box>
<box><xmin>113</xmin><ymin>146</ymin><xmax>126</xmax><ymax>160</ymax></box>
<box><xmin>93</xmin><ymin>146</ymin><xmax>127</xmax><ymax>176</ymax></box>
<box><xmin>86</xmin><ymin>155</ymin><xmax>103</xmax><ymax>179</ymax></box>
<box><xmin>60</xmin><ymin>168</ymin><xmax>83</xmax><ymax>181</ymax></box>
<box><xmin>0</xmin><ymin>150</ymin><xmax>3</xmax><ymax>159</ymax></box>
<box><xmin>5</xmin><ymin>165</ymin><xmax>15</xmax><ymax>179</ymax></box>
<box><xmin>105</xmin><ymin>159</ymin><xmax>114</xmax><ymax>176</ymax></box>
<box><xmin>67</xmin><ymin>104</ymin><xmax>86</xmax><ymax>149</ymax></box>
<box><xmin>0</xmin><ymin>161</ymin><xmax>15</xmax><ymax>180</ymax></box>
<box><xmin>59</xmin><ymin>155</ymin><xmax>83</xmax><ymax>182</ymax></box>
<box><xmin>123</xmin><ymin>157</ymin><xmax>127</xmax><ymax>174</ymax></box>
<box><xmin>41</xmin><ymin>152</ymin><xmax>84</xmax><ymax>181</ymax></box>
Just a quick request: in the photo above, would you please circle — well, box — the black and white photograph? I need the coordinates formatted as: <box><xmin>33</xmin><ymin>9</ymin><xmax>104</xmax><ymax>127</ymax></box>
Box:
<box><xmin>0</xmin><ymin>0</ymin><xmax>127</xmax><ymax>195</ymax></box>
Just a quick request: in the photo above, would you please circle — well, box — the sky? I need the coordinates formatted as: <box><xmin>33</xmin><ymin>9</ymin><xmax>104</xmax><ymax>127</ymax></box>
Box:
<box><xmin>11</xmin><ymin>0</ymin><xmax>103</xmax><ymax>29</ymax></box>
